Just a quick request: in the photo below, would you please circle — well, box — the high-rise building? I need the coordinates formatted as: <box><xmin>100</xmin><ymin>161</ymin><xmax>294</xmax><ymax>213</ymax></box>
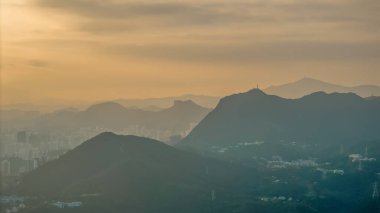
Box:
<box><xmin>0</xmin><ymin>143</ymin><xmax>5</xmax><ymax>156</ymax></box>
<box><xmin>17</xmin><ymin>131</ymin><xmax>27</xmax><ymax>143</ymax></box>
<box><xmin>27</xmin><ymin>159</ymin><xmax>39</xmax><ymax>171</ymax></box>
<box><xmin>1</xmin><ymin>160</ymin><xmax>11</xmax><ymax>177</ymax></box>
<box><xmin>373</xmin><ymin>182</ymin><xmax>379</xmax><ymax>199</ymax></box>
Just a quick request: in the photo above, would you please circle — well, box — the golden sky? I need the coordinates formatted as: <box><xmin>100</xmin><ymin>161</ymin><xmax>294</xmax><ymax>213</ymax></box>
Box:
<box><xmin>1</xmin><ymin>0</ymin><xmax>380</xmax><ymax>105</ymax></box>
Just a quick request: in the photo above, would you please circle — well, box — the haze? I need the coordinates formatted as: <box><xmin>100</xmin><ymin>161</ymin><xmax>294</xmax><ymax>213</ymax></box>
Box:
<box><xmin>1</xmin><ymin>0</ymin><xmax>380</xmax><ymax>105</ymax></box>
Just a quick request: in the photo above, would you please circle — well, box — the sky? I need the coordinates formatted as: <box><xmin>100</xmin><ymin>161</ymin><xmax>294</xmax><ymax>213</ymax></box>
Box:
<box><xmin>1</xmin><ymin>0</ymin><xmax>380</xmax><ymax>105</ymax></box>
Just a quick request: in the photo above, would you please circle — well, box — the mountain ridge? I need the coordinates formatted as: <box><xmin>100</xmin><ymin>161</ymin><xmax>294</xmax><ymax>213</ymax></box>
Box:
<box><xmin>6</xmin><ymin>100</ymin><xmax>211</xmax><ymax>143</ymax></box>
<box><xmin>264</xmin><ymin>78</ymin><xmax>380</xmax><ymax>98</ymax></box>
<box><xmin>180</xmin><ymin>88</ymin><xmax>380</xmax><ymax>155</ymax></box>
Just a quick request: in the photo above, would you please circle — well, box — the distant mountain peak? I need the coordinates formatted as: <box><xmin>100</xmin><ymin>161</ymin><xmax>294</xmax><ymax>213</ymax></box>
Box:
<box><xmin>304</xmin><ymin>90</ymin><xmax>360</xmax><ymax>97</ymax></box>
<box><xmin>219</xmin><ymin>88</ymin><xmax>270</xmax><ymax>105</ymax></box>
<box><xmin>246</xmin><ymin>88</ymin><xmax>267</xmax><ymax>96</ymax></box>
<box><xmin>299</xmin><ymin>77</ymin><xmax>323</xmax><ymax>82</ymax></box>
<box><xmin>85</xmin><ymin>102</ymin><xmax>126</xmax><ymax>112</ymax></box>
<box><xmin>303</xmin><ymin>91</ymin><xmax>328</xmax><ymax>96</ymax></box>
<box><xmin>172</xmin><ymin>100</ymin><xmax>204</xmax><ymax>109</ymax></box>
<box><xmin>296</xmin><ymin>77</ymin><xmax>335</xmax><ymax>86</ymax></box>
<box><xmin>265</xmin><ymin>78</ymin><xmax>380</xmax><ymax>98</ymax></box>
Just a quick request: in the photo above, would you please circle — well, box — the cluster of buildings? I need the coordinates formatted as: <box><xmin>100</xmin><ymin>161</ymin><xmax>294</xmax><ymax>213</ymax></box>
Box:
<box><xmin>267</xmin><ymin>159</ymin><xmax>319</xmax><ymax>169</ymax></box>
<box><xmin>0</xmin><ymin>195</ymin><xmax>26</xmax><ymax>213</ymax></box>
<box><xmin>0</xmin><ymin>130</ymin><xmax>81</xmax><ymax>179</ymax></box>
<box><xmin>52</xmin><ymin>201</ymin><xmax>82</xmax><ymax>209</ymax></box>
<box><xmin>316</xmin><ymin>168</ymin><xmax>345</xmax><ymax>179</ymax></box>
<box><xmin>349</xmin><ymin>154</ymin><xmax>376</xmax><ymax>162</ymax></box>
<box><xmin>211</xmin><ymin>141</ymin><xmax>266</xmax><ymax>153</ymax></box>
<box><xmin>258</xmin><ymin>196</ymin><xmax>293</xmax><ymax>203</ymax></box>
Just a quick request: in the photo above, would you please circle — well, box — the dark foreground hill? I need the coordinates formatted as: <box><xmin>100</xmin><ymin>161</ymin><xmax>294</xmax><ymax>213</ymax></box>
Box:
<box><xmin>13</xmin><ymin>133</ymin><xmax>380</xmax><ymax>212</ymax></box>
<box><xmin>180</xmin><ymin>89</ymin><xmax>380</xmax><ymax>159</ymax></box>
<box><xmin>17</xmin><ymin>133</ymin><xmax>263</xmax><ymax>213</ymax></box>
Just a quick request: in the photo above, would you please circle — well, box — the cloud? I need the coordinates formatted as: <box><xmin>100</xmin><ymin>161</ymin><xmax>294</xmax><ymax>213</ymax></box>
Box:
<box><xmin>34</xmin><ymin>0</ymin><xmax>379</xmax><ymax>34</ymax></box>
<box><xmin>35</xmin><ymin>0</ymin><xmax>271</xmax><ymax>34</ymax></box>
<box><xmin>106</xmin><ymin>41</ymin><xmax>380</xmax><ymax>63</ymax></box>
<box><xmin>36</xmin><ymin>0</ymin><xmax>379</xmax><ymax>24</ymax></box>
<box><xmin>36</xmin><ymin>0</ymin><xmax>198</xmax><ymax>19</ymax></box>
<box><xmin>29</xmin><ymin>0</ymin><xmax>380</xmax><ymax>63</ymax></box>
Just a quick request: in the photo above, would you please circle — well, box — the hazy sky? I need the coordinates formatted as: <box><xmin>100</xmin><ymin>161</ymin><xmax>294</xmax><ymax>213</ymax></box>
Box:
<box><xmin>1</xmin><ymin>0</ymin><xmax>380</xmax><ymax>104</ymax></box>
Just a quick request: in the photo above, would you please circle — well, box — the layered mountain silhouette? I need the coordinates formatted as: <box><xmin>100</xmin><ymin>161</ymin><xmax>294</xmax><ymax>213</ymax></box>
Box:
<box><xmin>9</xmin><ymin>100</ymin><xmax>211</xmax><ymax>143</ymax></box>
<box><xmin>114</xmin><ymin>94</ymin><xmax>220</xmax><ymax>109</ymax></box>
<box><xmin>264</xmin><ymin>78</ymin><xmax>380</xmax><ymax>98</ymax></box>
<box><xmin>9</xmin><ymin>90</ymin><xmax>380</xmax><ymax>213</ymax></box>
<box><xmin>180</xmin><ymin>89</ymin><xmax>380</xmax><ymax>155</ymax></box>
<box><xmin>0</xmin><ymin>94</ymin><xmax>219</xmax><ymax>112</ymax></box>
<box><xmin>82</xmin><ymin>100</ymin><xmax>211</xmax><ymax>140</ymax></box>
<box><xmin>19</xmin><ymin>132</ymin><xmax>259</xmax><ymax>213</ymax></box>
